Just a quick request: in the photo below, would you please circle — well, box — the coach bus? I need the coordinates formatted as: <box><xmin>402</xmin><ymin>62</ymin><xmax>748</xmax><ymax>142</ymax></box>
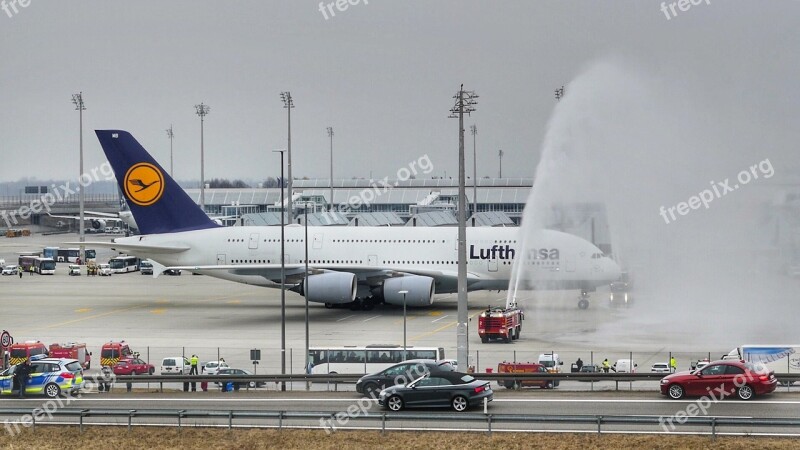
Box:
<box><xmin>17</xmin><ymin>252</ymin><xmax>41</xmax><ymax>272</ymax></box>
<box><xmin>33</xmin><ymin>257</ymin><xmax>56</xmax><ymax>275</ymax></box>
<box><xmin>109</xmin><ymin>255</ymin><xmax>140</xmax><ymax>273</ymax></box>
<box><xmin>44</xmin><ymin>247</ymin><xmax>96</xmax><ymax>263</ymax></box>
<box><xmin>308</xmin><ymin>345</ymin><xmax>445</xmax><ymax>375</ymax></box>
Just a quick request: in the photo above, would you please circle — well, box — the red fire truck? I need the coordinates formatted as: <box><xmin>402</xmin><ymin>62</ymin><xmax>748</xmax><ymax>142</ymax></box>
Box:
<box><xmin>497</xmin><ymin>361</ymin><xmax>555</xmax><ymax>389</ymax></box>
<box><xmin>49</xmin><ymin>342</ymin><xmax>92</xmax><ymax>370</ymax></box>
<box><xmin>478</xmin><ymin>306</ymin><xmax>523</xmax><ymax>343</ymax></box>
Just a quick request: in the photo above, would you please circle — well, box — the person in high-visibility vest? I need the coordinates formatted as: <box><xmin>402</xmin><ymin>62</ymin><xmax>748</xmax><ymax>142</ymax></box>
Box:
<box><xmin>190</xmin><ymin>354</ymin><xmax>199</xmax><ymax>392</ymax></box>
<box><xmin>602</xmin><ymin>358</ymin><xmax>610</xmax><ymax>373</ymax></box>
<box><xmin>669</xmin><ymin>356</ymin><xmax>677</xmax><ymax>373</ymax></box>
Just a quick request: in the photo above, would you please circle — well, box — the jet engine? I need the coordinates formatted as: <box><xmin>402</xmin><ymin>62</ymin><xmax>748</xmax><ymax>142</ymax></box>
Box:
<box><xmin>380</xmin><ymin>276</ymin><xmax>435</xmax><ymax>307</ymax></box>
<box><xmin>90</xmin><ymin>219</ymin><xmax>106</xmax><ymax>230</ymax></box>
<box><xmin>296</xmin><ymin>272</ymin><xmax>357</xmax><ymax>304</ymax></box>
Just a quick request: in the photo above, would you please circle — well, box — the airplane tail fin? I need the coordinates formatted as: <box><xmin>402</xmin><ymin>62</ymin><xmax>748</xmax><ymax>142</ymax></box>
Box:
<box><xmin>95</xmin><ymin>130</ymin><xmax>219</xmax><ymax>235</ymax></box>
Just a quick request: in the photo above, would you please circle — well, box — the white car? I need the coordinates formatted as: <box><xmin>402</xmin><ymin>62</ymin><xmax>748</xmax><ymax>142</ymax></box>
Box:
<box><xmin>68</xmin><ymin>265</ymin><xmax>81</xmax><ymax>276</ymax></box>
<box><xmin>201</xmin><ymin>360</ymin><xmax>230</xmax><ymax>375</ymax></box>
<box><xmin>112</xmin><ymin>227</ymin><xmax>121</xmax><ymax>234</ymax></box>
<box><xmin>1</xmin><ymin>265</ymin><xmax>18</xmax><ymax>276</ymax></box>
<box><xmin>0</xmin><ymin>258</ymin><xmax>5</xmax><ymax>269</ymax></box>
<box><xmin>98</xmin><ymin>264</ymin><xmax>112</xmax><ymax>276</ymax></box>
<box><xmin>651</xmin><ymin>362</ymin><xmax>671</xmax><ymax>374</ymax></box>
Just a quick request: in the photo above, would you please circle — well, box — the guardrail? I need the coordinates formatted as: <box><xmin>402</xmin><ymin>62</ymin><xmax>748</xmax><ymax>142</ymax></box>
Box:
<box><xmin>1</xmin><ymin>407</ymin><xmax>800</xmax><ymax>437</ymax></box>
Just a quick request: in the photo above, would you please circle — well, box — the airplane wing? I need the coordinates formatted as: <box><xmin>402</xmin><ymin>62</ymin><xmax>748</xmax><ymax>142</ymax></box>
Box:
<box><xmin>150</xmin><ymin>263</ymin><xmax>483</xmax><ymax>286</ymax></box>
<box><xmin>48</xmin><ymin>213</ymin><xmax>123</xmax><ymax>224</ymax></box>
<box><xmin>63</xmin><ymin>241</ymin><xmax>190</xmax><ymax>255</ymax></box>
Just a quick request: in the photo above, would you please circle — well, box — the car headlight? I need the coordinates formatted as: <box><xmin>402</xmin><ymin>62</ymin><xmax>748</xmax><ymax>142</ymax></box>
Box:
<box><xmin>660</xmin><ymin>378</ymin><xmax>669</xmax><ymax>384</ymax></box>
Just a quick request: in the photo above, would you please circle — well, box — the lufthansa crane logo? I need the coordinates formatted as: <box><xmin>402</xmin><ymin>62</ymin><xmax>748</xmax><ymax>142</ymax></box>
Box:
<box><xmin>124</xmin><ymin>162</ymin><xmax>164</xmax><ymax>206</ymax></box>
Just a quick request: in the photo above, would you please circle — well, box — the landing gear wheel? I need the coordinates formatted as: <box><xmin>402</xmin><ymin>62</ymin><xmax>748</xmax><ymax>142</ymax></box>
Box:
<box><xmin>324</xmin><ymin>303</ymin><xmax>334</xmax><ymax>309</ymax></box>
<box><xmin>578</xmin><ymin>299</ymin><xmax>589</xmax><ymax>310</ymax></box>
<box><xmin>350</xmin><ymin>299</ymin><xmax>364</xmax><ymax>311</ymax></box>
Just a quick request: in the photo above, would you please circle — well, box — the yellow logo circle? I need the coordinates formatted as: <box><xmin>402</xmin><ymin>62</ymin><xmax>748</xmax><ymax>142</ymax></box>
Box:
<box><xmin>124</xmin><ymin>163</ymin><xmax>165</xmax><ymax>206</ymax></box>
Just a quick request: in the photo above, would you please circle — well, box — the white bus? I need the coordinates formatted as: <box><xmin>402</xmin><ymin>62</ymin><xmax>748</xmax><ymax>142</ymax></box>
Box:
<box><xmin>308</xmin><ymin>345</ymin><xmax>445</xmax><ymax>375</ymax></box>
<box><xmin>109</xmin><ymin>255</ymin><xmax>140</xmax><ymax>273</ymax></box>
<box><xmin>33</xmin><ymin>257</ymin><xmax>56</xmax><ymax>275</ymax></box>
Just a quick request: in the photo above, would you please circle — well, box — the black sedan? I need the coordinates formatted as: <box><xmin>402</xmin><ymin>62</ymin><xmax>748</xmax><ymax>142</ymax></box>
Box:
<box><xmin>215</xmin><ymin>368</ymin><xmax>265</xmax><ymax>390</ymax></box>
<box><xmin>356</xmin><ymin>359</ymin><xmax>455</xmax><ymax>397</ymax></box>
<box><xmin>378</xmin><ymin>371</ymin><xmax>493</xmax><ymax>412</ymax></box>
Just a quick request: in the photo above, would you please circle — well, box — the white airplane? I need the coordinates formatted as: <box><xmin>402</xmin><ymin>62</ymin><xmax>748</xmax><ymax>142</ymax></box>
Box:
<box><xmin>74</xmin><ymin>130</ymin><xmax>621</xmax><ymax>310</ymax></box>
<box><xmin>49</xmin><ymin>211</ymin><xmax>134</xmax><ymax>233</ymax></box>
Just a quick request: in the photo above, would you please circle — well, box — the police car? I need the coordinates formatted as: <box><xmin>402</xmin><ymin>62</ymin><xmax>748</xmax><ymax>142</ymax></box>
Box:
<box><xmin>0</xmin><ymin>356</ymin><xmax>85</xmax><ymax>398</ymax></box>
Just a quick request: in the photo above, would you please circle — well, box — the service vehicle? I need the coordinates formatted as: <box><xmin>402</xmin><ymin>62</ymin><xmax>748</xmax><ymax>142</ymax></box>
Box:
<box><xmin>160</xmin><ymin>356</ymin><xmax>191</xmax><ymax>375</ymax></box>
<box><xmin>1</xmin><ymin>265</ymin><xmax>18</xmax><ymax>276</ymax></box>
<box><xmin>478</xmin><ymin>305</ymin><xmax>523</xmax><ymax>343</ymax></box>
<box><xmin>613</xmin><ymin>358</ymin><xmax>637</xmax><ymax>373</ymax></box>
<box><xmin>0</xmin><ymin>258</ymin><xmax>5</xmax><ymax>268</ymax></box>
<box><xmin>112</xmin><ymin>357</ymin><xmax>154</xmax><ymax>375</ymax></box>
<box><xmin>661</xmin><ymin>360</ymin><xmax>777</xmax><ymax>400</ymax></box>
<box><xmin>356</xmin><ymin>359</ymin><xmax>455</xmax><ymax>397</ymax></box>
<box><xmin>104</xmin><ymin>226</ymin><xmax>113</xmax><ymax>233</ymax></box>
<box><xmin>496</xmin><ymin>361</ymin><xmax>554</xmax><ymax>389</ymax></box>
<box><xmin>378</xmin><ymin>371</ymin><xmax>493</xmax><ymax>412</ymax></box>
<box><xmin>44</xmin><ymin>247</ymin><xmax>96</xmax><ymax>264</ymax></box>
<box><xmin>651</xmin><ymin>362</ymin><xmax>671</xmax><ymax>374</ymax></box>
<box><xmin>68</xmin><ymin>264</ymin><xmax>81</xmax><ymax>276</ymax></box>
<box><xmin>112</xmin><ymin>226</ymin><xmax>121</xmax><ymax>234</ymax></box>
<box><xmin>8</xmin><ymin>341</ymin><xmax>48</xmax><ymax>365</ymax></box>
<box><xmin>48</xmin><ymin>343</ymin><xmax>91</xmax><ymax>370</ymax></box>
<box><xmin>537</xmin><ymin>353</ymin><xmax>563</xmax><ymax>386</ymax></box>
<box><xmin>609</xmin><ymin>271</ymin><xmax>632</xmax><ymax>305</ymax></box>
<box><xmin>0</xmin><ymin>356</ymin><xmax>85</xmax><ymax>398</ymax></box>
<box><xmin>100</xmin><ymin>341</ymin><xmax>134</xmax><ymax>367</ymax></box>
<box><xmin>140</xmin><ymin>260</ymin><xmax>153</xmax><ymax>275</ymax></box>
<box><xmin>33</xmin><ymin>257</ymin><xmax>56</xmax><ymax>275</ymax></box>
<box><xmin>98</xmin><ymin>264</ymin><xmax>112</xmax><ymax>276</ymax></box>
<box><xmin>109</xmin><ymin>255</ymin><xmax>140</xmax><ymax>273</ymax></box>
<box><xmin>309</xmin><ymin>345</ymin><xmax>445</xmax><ymax>375</ymax></box>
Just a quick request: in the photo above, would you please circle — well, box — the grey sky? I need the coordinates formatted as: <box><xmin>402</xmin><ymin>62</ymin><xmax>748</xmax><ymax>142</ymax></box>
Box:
<box><xmin>0</xmin><ymin>1</ymin><xmax>797</xmax><ymax>183</ymax></box>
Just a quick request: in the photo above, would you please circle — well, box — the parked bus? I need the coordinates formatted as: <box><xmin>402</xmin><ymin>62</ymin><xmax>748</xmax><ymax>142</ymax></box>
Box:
<box><xmin>44</xmin><ymin>247</ymin><xmax>96</xmax><ymax>263</ymax></box>
<box><xmin>308</xmin><ymin>345</ymin><xmax>445</xmax><ymax>375</ymax></box>
<box><xmin>33</xmin><ymin>257</ymin><xmax>56</xmax><ymax>275</ymax></box>
<box><xmin>109</xmin><ymin>255</ymin><xmax>140</xmax><ymax>273</ymax></box>
<box><xmin>17</xmin><ymin>253</ymin><xmax>40</xmax><ymax>272</ymax></box>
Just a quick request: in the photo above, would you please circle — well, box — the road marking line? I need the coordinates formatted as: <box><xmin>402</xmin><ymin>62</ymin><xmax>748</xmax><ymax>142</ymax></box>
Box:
<box><xmin>362</xmin><ymin>315</ymin><xmax>381</xmax><ymax>322</ymax></box>
<box><xmin>410</xmin><ymin>311</ymin><xmax>483</xmax><ymax>341</ymax></box>
<box><xmin>337</xmin><ymin>315</ymin><xmax>355</xmax><ymax>322</ymax></box>
<box><xmin>432</xmin><ymin>315</ymin><xmax>450</xmax><ymax>323</ymax></box>
<box><xmin>150</xmin><ymin>308</ymin><xmax>167</xmax><ymax>314</ymax></box>
<box><xmin>74</xmin><ymin>308</ymin><xmax>92</xmax><ymax>313</ymax></box>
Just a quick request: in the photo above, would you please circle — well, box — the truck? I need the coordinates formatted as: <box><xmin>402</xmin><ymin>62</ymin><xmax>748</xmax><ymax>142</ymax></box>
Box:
<box><xmin>100</xmin><ymin>341</ymin><xmax>135</xmax><ymax>368</ymax></box>
<box><xmin>724</xmin><ymin>345</ymin><xmax>800</xmax><ymax>383</ymax></box>
<box><xmin>538</xmin><ymin>353</ymin><xmax>563</xmax><ymax>386</ymax></box>
<box><xmin>49</xmin><ymin>342</ymin><xmax>92</xmax><ymax>370</ymax></box>
<box><xmin>496</xmin><ymin>361</ymin><xmax>555</xmax><ymax>389</ymax></box>
<box><xmin>477</xmin><ymin>306</ymin><xmax>523</xmax><ymax>343</ymax></box>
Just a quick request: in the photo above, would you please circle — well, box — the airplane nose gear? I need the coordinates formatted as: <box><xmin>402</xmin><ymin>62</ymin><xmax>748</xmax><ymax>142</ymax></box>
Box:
<box><xmin>578</xmin><ymin>291</ymin><xmax>590</xmax><ymax>309</ymax></box>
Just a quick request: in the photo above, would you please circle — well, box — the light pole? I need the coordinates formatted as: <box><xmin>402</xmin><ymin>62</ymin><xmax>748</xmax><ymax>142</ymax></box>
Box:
<box><xmin>470</xmin><ymin>124</ymin><xmax>477</xmax><ymax>217</ymax></box>
<box><xmin>449</xmin><ymin>84</ymin><xmax>478</xmax><ymax>372</ymax></box>
<box><xmin>304</xmin><ymin>204</ymin><xmax>310</xmax><ymax>390</ymax></box>
<box><xmin>71</xmin><ymin>92</ymin><xmax>86</xmax><ymax>259</ymax></box>
<box><xmin>327</xmin><ymin>127</ymin><xmax>334</xmax><ymax>212</ymax></box>
<box><xmin>194</xmin><ymin>103</ymin><xmax>210</xmax><ymax>212</ymax></box>
<box><xmin>166</xmin><ymin>125</ymin><xmax>174</xmax><ymax>177</ymax></box>
<box><xmin>498</xmin><ymin>149</ymin><xmax>503</xmax><ymax>178</ymax></box>
<box><xmin>280</xmin><ymin>92</ymin><xmax>295</xmax><ymax>222</ymax></box>
<box><xmin>399</xmin><ymin>290</ymin><xmax>408</xmax><ymax>360</ymax></box>
<box><xmin>273</xmin><ymin>149</ymin><xmax>287</xmax><ymax>391</ymax></box>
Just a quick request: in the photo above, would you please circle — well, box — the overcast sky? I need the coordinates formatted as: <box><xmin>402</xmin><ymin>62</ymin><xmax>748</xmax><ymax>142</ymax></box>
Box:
<box><xmin>0</xmin><ymin>1</ymin><xmax>797</xmax><ymax>183</ymax></box>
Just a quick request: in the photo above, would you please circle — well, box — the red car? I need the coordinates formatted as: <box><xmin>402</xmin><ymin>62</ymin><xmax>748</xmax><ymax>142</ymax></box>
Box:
<box><xmin>112</xmin><ymin>357</ymin><xmax>155</xmax><ymax>376</ymax></box>
<box><xmin>660</xmin><ymin>360</ymin><xmax>776</xmax><ymax>400</ymax></box>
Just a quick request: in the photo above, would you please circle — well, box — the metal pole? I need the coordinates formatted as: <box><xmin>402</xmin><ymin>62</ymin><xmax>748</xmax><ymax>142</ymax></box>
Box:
<box><xmin>403</xmin><ymin>293</ymin><xmax>407</xmax><ymax>360</ymax></box>
<box><xmin>456</xmin><ymin>87</ymin><xmax>468</xmax><ymax>370</ymax></box>
<box><xmin>471</xmin><ymin>125</ymin><xmax>477</xmax><ymax>217</ymax></box>
<box><xmin>72</xmin><ymin>93</ymin><xmax>86</xmax><ymax>259</ymax></box>
<box><xmin>195</xmin><ymin>103</ymin><xmax>210</xmax><ymax>212</ymax></box>
<box><xmin>328</xmin><ymin>127</ymin><xmax>334</xmax><ymax>212</ymax></box>
<box><xmin>304</xmin><ymin>206</ymin><xmax>309</xmax><ymax>390</ymax></box>
<box><xmin>279</xmin><ymin>150</ymin><xmax>286</xmax><ymax>391</ymax></box>
<box><xmin>281</xmin><ymin>92</ymin><xmax>294</xmax><ymax>223</ymax></box>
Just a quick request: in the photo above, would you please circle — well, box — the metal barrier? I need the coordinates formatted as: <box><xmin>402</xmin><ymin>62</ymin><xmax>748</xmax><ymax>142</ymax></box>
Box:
<box><xmin>1</xmin><ymin>407</ymin><xmax>800</xmax><ymax>437</ymax></box>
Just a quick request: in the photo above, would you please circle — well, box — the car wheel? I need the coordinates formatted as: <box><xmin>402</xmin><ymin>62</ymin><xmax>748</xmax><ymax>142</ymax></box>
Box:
<box><xmin>44</xmin><ymin>383</ymin><xmax>61</xmax><ymax>399</ymax></box>
<box><xmin>451</xmin><ymin>395</ymin><xmax>469</xmax><ymax>412</ymax></box>
<box><xmin>149</xmin><ymin>367</ymin><xmax>154</xmax><ymax>375</ymax></box>
<box><xmin>545</xmin><ymin>381</ymin><xmax>554</xmax><ymax>389</ymax></box>
<box><xmin>248</xmin><ymin>381</ymin><xmax>256</xmax><ymax>389</ymax></box>
<box><xmin>503</xmin><ymin>381</ymin><xmax>514</xmax><ymax>389</ymax></box>
<box><xmin>387</xmin><ymin>395</ymin><xmax>404</xmax><ymax>411</ymax></box>
<box><xmin>737</xmin><ymin>384</ymin><xmax>754</xmax><ymax>400</ymax></box>
<box><xmin>667</xmin><ymin>384</ymin><xmax>684</xmax><ymax>399</ymax></box>
<box><xmin>363</xmin><ymin>383</ymin><xmax>380</xmax><ymax>398</ymax></box>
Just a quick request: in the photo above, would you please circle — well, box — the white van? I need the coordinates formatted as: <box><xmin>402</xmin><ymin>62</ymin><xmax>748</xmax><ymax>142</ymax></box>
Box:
<box><xmin>160</xmin><ymin>356</ymin><xmax>191</xmax><ymax>375</ymax></box>
<box><xmin>614</xmin><ymin>359</ymin><xmax>638</xmax><ymax>373</ymax></box>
